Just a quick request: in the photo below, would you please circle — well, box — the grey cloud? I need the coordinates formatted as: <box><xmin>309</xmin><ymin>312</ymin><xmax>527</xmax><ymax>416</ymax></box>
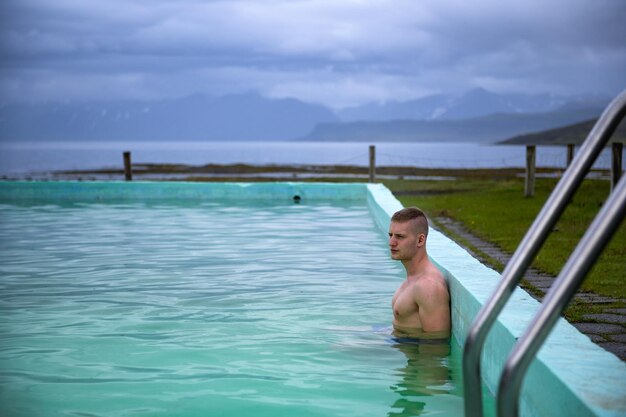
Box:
<box><xmin>1</xmin><ymin>0</ymin><xmax>625</xmax><ymax>108</ymax></box>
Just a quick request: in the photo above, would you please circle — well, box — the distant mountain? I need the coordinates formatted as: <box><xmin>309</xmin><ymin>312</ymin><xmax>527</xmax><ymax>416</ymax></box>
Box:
<box><xmin>1</xmin><ymin>88</ymin><xmax>614</xmax><ymax>143</ymax></box>
<box><xmin>336</xmin><ymin>88</ymin><xmax>610</xmax><ymax>122</ymax></box>
<box><xmin>337</xmin><ymin>94</ymin><xmax>451</xmax><ymax>122</ymax></box>
<box><xmin>498</xmin><ymin>118</ymin><xmax>626</xmax><ymax>145</ymax></box>
<box><xmin>0</xmin><ymin>92</ymin><xmax>339</xmax><ymax>141</ymax></box>
<box><xmin>300</xmin><ymin>107</ymin><xmax>606</xmax><ymax>143</ymax></box>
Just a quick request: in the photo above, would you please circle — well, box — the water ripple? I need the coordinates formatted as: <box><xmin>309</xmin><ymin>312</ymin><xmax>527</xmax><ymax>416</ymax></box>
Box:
<box><xmin>0</xmin><ymin>200</ymin><xmax>461</xmax><ymax>417</ymax></box>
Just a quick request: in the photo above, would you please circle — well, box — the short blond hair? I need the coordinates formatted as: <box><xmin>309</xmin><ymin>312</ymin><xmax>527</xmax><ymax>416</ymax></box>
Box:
<box><xmin>391</xmin><ymin>207</ymin><xmax>429</xmax><ymax>236</ymax></box>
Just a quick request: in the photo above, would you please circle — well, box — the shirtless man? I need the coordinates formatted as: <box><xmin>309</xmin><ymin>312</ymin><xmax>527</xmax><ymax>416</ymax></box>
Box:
<box><xmin>389</xmin><ymin>207</ymin><xmax>450</xmax><ymax>340</ymax></box>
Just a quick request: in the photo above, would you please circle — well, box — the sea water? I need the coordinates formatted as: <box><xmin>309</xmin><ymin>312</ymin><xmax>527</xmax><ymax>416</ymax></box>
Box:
<box><xmin>0</xmin><ymin>199</ymin><xmax>487</xmax><ymax>416</ymax></box>
<box><xmin>1</xmin><ymin>140</ymin><xmax>614</xmax><ymax>177</ymax></box>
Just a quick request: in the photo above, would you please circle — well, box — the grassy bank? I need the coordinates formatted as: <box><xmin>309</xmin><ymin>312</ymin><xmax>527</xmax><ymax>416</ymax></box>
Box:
<box><xmin>383</xmin><ymin>176</ymin><xmax>625</xmax><ymax>305</ymax></box>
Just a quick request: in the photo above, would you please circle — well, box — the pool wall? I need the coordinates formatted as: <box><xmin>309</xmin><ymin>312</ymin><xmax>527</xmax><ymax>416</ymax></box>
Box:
<box><xmin>0</xmin><ymin>181</ymin><xmax>367</xmax><ymax>202</ymax></box>
<box><xmin>2</xmin><ymin>181</ymin><xmax>625</xmax><ymax>416</ymax></box>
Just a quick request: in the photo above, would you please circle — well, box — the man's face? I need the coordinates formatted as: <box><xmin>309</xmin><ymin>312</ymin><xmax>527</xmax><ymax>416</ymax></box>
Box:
<box><xmin>388</xmin><ymin>220</ymin><xmax>422</xmax><ymax>261</ymax></box>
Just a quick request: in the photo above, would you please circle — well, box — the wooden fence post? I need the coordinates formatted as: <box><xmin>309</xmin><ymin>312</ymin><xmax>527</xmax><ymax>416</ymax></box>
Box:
<box><xmin>525</xmin><ymin>145</ymin><xmax>536</xmax><ymax>197</ymax></box>
<box><xmin>611</xmin><ymin>142</ymin><xmax>623</xmax><ymax>193</ymax></box>
<box><xmin>123</xmin><ymin>151</ymin><xmax>133</xmax><ymax>181</ymax></box>
<box><xmin>369</xmin><ymin>145</ymin><xmax>376</xmax><ymax>183</ymax></box>
<box><xmin>566</xmin><ymin>143</ymin><xmax>575</xmax><ymax>167</ymax></box>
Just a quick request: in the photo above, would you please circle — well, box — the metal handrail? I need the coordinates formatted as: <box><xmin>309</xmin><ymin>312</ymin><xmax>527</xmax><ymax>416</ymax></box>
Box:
<box><xmin>497</xmin><ymin>172</ymin><xmax>626</xmax><ymax>417</ymax></box>
<box><xmin>462</xmin><ymin>89</ymin><xmax>626</xmax><ymax>417</ymax></box>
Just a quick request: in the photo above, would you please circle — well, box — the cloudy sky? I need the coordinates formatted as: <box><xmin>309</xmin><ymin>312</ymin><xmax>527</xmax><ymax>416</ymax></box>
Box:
<box><xmin>1</xmin><ymin>0</ymin><xmax>625</xmax><ymax>109</ymax></box>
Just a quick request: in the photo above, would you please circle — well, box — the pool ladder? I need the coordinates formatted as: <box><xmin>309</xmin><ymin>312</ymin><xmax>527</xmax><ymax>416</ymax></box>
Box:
<box><xmin>462</xmin><ymin>89</ymin><xmax>626</xmax><ymax>417</ymax></box>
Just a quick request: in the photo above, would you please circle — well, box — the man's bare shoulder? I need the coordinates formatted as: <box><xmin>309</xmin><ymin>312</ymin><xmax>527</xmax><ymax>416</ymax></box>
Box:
<box><xmin>416</xmin><ymin>262</ymin><xmax>446</xmax><ymax>285</ymax></box>
<box><xmin>412</xmin><ymin>264</ymin><xmax>449</xmax><ymax>303</ymax></box>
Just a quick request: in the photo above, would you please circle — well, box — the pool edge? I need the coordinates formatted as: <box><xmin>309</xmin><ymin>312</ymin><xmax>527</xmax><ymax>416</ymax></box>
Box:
<box><xmin>0</xmin><ymin>181</ymin><xmax>368</xmax><ymax>202</ymax></box>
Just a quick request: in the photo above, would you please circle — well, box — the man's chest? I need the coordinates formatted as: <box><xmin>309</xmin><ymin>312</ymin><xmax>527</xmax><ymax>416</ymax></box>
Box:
<box><xmin>392</xmin><ymin>283</ymin><xmax>418</xmax><ymax>318</ymax></box>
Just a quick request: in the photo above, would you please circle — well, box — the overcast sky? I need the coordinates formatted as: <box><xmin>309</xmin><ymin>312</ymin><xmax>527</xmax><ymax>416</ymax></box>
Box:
<box><xmin>1</xmin><ymin>0</ymin><xmax>625</xmax><ymax>109</ymax></box>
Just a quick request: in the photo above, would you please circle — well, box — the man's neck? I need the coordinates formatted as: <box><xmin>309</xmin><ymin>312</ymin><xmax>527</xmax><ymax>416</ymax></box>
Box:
<box><xmin>402</xmin><ymin>250</ymin><xmax>428</xmax><ymax>278</ymax></box>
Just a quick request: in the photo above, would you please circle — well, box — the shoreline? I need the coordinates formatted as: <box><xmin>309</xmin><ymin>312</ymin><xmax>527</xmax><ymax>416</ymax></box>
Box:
<box><xmin>2</xmin><ymin>162</ymin><xmax>612</xmax><ymax>182</ymax></box>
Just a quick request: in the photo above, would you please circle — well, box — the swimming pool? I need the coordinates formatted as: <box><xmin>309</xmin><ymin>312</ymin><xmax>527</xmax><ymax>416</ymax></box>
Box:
<box><xmin>1</xmin><ymin>181</ymin><xmax>623</xmax><ymax>417</ymax></box>
<box><xmin>0</xmin><ymin>183</ymin><xmax>484</xmax><ymax>417</ymax></box>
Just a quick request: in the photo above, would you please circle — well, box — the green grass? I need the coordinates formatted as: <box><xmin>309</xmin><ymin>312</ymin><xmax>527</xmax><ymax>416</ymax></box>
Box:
<box><xmin>383</xmin><ymin>176</ymin><xmax>626</xmax><ymax>300</ymax></box>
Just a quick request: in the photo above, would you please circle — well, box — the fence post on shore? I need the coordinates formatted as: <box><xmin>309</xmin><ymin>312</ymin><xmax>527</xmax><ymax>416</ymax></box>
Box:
<box><xmin>369</xmin><ymin>145</ymin><xmax>376</xmax><ymax>183</ymax></box>
<box><xmin>525</xmin><ymin>145</ymin><xmax>536</xmax><ymax>197</ymax></box>
<box><xmin>611</xmin><ymin>142</ymin><xmax>623</xmax><ymax>193</ymax></box>
<box><xmin>566</xmin><ymin>143</ymin><xmax>575</xmax><ymax>167</ymax></box>
<box><xmin>123</xmin><ymin>151</ymin><xmax>133</xmax><ymax>181</ymax></box>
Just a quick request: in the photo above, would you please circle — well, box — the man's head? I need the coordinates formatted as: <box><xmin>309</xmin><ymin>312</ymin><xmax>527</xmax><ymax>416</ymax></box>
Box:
<box><xmin>391</xmin><ymin>207</ymin><xmax>429</xmax><ymax>236</ymax></box>
<box><xmin>388</xmin><ymin>207</ymin><xmax>429</xmax><ymax>261</ymax></box>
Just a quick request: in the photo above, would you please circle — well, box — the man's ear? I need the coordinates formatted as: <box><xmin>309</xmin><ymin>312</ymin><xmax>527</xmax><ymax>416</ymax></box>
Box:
<box><xmin>417</xmin><ymin>233</ymin><xmax>426</xmax><ymax>247</ymax></box>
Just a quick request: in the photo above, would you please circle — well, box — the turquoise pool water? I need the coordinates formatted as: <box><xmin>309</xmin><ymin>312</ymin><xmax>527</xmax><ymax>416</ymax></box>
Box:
<box><xmin>0</xmin><ymin>197</ymin><xmax>480</xmax><ymax>416</ymax></box>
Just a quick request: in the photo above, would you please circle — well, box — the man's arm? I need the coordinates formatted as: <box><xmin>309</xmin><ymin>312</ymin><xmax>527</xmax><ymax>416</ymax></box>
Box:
<box><xmin>413</xmin><ymin>280</ymin><xmax>450</xmax><ymax>333</ymax></box>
